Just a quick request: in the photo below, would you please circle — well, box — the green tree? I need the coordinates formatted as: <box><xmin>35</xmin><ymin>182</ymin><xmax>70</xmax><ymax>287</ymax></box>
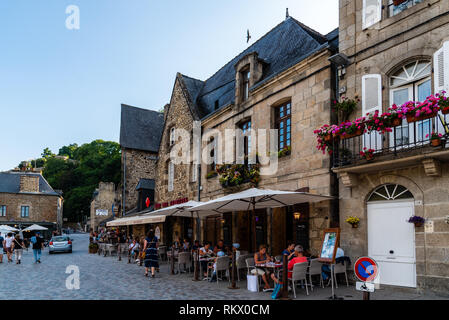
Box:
<box><xmin>41</xmin><ymin>147</ymin><xmax>54</xmax><ymax>159</ymax></box>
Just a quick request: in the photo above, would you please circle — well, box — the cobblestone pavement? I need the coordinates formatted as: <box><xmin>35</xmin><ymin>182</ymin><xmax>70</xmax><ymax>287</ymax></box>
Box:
<box><xmin>0</xmin><ymin>233</ymin><xmax>447</xmax><ymax>300</ymax></box>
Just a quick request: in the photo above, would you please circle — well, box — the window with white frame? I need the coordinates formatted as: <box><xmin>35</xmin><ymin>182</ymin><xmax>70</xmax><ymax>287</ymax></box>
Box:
<box><xmin>362</xmin><ymin>0</ymin><xmax>382</xmax><ymax>29</ymax></box>
<box><xmin>0</xmin><ymin>206</ymin><xmax>6</xmax><ymax>217</ymax></box>
<box><xmin>389</xmin><ymin>59</ymin><xmax>432</xmax><ymax>147</ymax></box>
<box><xmin>21</xmin><ymin>206</ymin><xmax>29</xmax><ymax>218</ymax></box>
<box><xmin>388</xmin><ymin>0</ymin><xmax>423</xmax><ymax>17</ymax></box>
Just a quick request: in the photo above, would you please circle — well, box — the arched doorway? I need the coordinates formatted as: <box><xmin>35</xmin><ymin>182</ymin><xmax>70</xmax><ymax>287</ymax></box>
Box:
<box><xmin>367</xmin><ymin>184</ymin><xmax>416</xmax><ymax>288</ymax></box>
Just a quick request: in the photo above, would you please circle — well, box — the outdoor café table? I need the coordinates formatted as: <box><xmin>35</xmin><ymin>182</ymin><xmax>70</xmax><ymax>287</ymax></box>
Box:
<box><xmin>255</xmin><ymin>262</ymin><xmax>283</xmax><ymax>279</ymax></box>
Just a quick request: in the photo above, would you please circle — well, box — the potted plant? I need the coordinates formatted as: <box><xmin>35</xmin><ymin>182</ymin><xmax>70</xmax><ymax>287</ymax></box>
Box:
<box><xmin>278</xmin><ymin>146</ymin><xmax>291</xmax><ymax>158</ymax></box>
<box><xmin>333</xmin><ymin>97</ymin><xmax>360</xmax><ymax>122</ymax></box>
<box><xmin>360</xmin><ymin>148</ymin><xmax>375</xmax><ymax>161</ymax></box>
<box><xmin>206</xmin><ymin>170</ymin><xmax>218</xmax><ymax>179</ymax></box>
<box><xmin>402</xmin><ymin>97</ymin><xmax>440</xmax><ymax>123</ymax></box>
<box><xmin>89</xmin><ymin>242</ymin><xmax>99</xmax><ymax>254</ymax></box>
<box><xmin>427</xmin><ymin>132</ymin><xmax>444</xmax><ymax>147</ymax></box>
<box><xmin>437</xmin><ymin>91</ymin><xmax>449</xmax><ymax>114</ymax></box>
<box><xmin>346</xmin><ymin>216</ymin><xmax>360</xmax><ymax>228</ymax></box>
<box><xmin>408</xmin><ymin>216</ymin><xmax>425</xmax><ymax>228</ymax></box>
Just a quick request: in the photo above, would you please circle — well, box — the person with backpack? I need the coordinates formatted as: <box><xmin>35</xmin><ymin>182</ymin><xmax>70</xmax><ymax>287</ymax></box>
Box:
<box><xmin>12</xmin><ymin>234</ymin><xmax>25</xmax><ymax>264</ymax></box>
<box><xmin>0</xmin><ymin>232</ymin><xmax>4</xmax><ymax>263</ymax></box>
<box><xmin>30</xmin><ymin>232</ymin><xmax>44</xmax><ymax>263</ymax></box>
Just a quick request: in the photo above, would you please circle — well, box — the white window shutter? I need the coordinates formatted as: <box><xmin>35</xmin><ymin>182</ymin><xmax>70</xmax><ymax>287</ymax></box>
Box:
<box><xmin>168</xmin><ymin>162</ymin><xmax>174</xmax><ymax>192</ymax></box>
<box><xmin>434</xmin><ymin>41</ymin><xmax>449</xmax><ymax>94</ymax></box>
<box><xmin>362</xmin><ymin>74</ymin><xmax>383</xmax><ymax>150</ymax></box>
<box><xmin>363</xmin><ymin>0</ymin><xmax>382</xmax><ymax>30</ymax></box>
<box><xmin>362</xmin><ymin>74</ymin><xmax>382</xmax><ymax>115</ymax></box>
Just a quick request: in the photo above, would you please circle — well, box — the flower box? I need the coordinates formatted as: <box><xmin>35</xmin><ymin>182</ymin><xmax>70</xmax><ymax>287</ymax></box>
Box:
<box><xmin>393</xmin><ymin>0</ymin><xmax>407</xmax><ymax>6</ymax></box>
<box><xmin>406</xmin><ymin>112</ymin><xmax>438</xmax><ymax>123</ymax></box>
<box><xmin>340</xmin><ymin>128</ymin><xmax>364</xmax><ymax>140</ymax></box>
<box><xmin>431</xmin><ymin>138</ymin><xmax>442</xmax><ymax>147</ymax></box>
<box><xmin>442</xmin><ymin>107</ymin><xmax>449</xmax><ymax>115</ymax></box>
<box><xmin>324</xmin><ymin>134</ymin><xmax>333</xmax><ymax>142</ymax></box>
<box><xmin>391</xmin><ymin>118</ymin><xmax>402</xmax><ymax>127</ymax></box>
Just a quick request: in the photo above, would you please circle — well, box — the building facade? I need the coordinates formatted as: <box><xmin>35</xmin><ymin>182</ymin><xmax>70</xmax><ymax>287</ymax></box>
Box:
<box><xmin>89</xmin><ymin>182</ymin><xmax>120</xmax><ymax>231</ymax></box>
<box><xmin>155</xmin><ymin>16</ymin><xmax>339</xmax><ymax>254</ymax></box>
<box><xmin>0</xmin><ymin>171</ymin><xmax>63</xmax><ymax>233</ymax></box>
<box><xmin>336</xmin><ymin>0</ymin><xmax>449</xmax><ymax>293</ymax></box>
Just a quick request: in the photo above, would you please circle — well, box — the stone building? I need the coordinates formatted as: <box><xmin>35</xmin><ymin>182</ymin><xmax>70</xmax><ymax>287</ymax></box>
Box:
<box><xmin>0</xmin><ymin>170</ymin><xmax>63</xmax><ymax>233</ymax></box>
<box><xmin>155</xmin><ymin>16</ymin><xmax>339</xmax><ymax>253</ymax></box>
<box><xmin>89</xmin><ymin>182</ymin><xmax>120</xmax><ymax>231</ymax></box>
<box><xmin>334</xmin><ymin>0</ymin><xmax>449</xmax><ymax>293</ymax></box>
<box><xmin>120</xmin><ymin>104</ymin><xmax>164</xmax><ymax>217</ymax></box>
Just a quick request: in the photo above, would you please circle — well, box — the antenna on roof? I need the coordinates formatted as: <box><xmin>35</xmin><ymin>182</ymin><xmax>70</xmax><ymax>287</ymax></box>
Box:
<box><xmin>286</xmin><ymin>8</ymin><xmax>289</xmax><ymax>19</ymax></box>
<box><xmin>247</xmin><ymin>29</ymin><xmax>251</xmax><ymax>43</ymax></box>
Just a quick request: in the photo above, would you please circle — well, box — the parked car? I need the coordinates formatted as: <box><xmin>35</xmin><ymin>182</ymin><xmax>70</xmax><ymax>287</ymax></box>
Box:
<box><xmin>49</xmin><ymin>236</ymin><xmax>72</xmax><ymax>254</ymax></box>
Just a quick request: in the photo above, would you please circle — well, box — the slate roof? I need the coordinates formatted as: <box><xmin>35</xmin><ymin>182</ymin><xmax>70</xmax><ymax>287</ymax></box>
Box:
<box><xmin>0</xmin><ymin>171</ymin><xmax>60</xmax><ymax>196</ymax></box>
<box><xmin>120</xmin><ymin>104</ymin><xmax>165</xmax><ymax>153</ymax></box>
<box><xmin>179</xmin><ymin>17</ymin><xmax>338</xmax><ymax>119</ymax></box>
<box><xmin>135</xmin><ymin>178</ymin><xmax>155</xmax><ymax>191</ymax></box>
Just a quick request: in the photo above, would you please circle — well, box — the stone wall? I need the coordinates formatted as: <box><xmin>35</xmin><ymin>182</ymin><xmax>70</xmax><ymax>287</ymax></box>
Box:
<box><xmin>122</xmin><ymin>148</ymin><xmax>158</xmax><ymax>213</ymax></box>
<box><xmin>19</xmin><ymin>175</ymin><xmax>39</xmax><ymax>193</ymax></box>
<box><xmin>90</xmin><ymin>182</ymin><xmax>119</xmax><ymax>231</ymax></box>
<box><xmin>0</xmin><ymin>193</ymin><xmax>61</xmax><ymax>224</ymax></box>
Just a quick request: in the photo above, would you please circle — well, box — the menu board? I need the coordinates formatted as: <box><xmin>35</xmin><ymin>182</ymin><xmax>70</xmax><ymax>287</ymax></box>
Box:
<box><xmin>318</xmin><ymin>228</ymin><xmax>340</xmax><ymax>264</ymax></box>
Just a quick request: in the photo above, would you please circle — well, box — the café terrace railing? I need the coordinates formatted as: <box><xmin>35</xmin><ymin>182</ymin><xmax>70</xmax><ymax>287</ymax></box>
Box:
<box><xmin>331</xmin><ymin>112</ymin><xmax>449</xmax><ymax>168</ymax></box>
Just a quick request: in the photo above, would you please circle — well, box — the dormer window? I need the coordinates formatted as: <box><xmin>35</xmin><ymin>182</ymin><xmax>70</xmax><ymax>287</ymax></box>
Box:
<box><xmin>241</xmin><ymin>66</ymin><xmax>250</xmax><ymax>102</ymax></box>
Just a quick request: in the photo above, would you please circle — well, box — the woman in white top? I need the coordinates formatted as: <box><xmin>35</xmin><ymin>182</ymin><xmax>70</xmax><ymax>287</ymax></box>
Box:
<box><xmin>4</xmin><ymin>233</ymin><xmax>14</xmax><ymax>263</ymax></box>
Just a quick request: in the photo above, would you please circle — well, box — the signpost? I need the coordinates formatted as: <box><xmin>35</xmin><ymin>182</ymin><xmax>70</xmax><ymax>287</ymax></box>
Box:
<box><xmin>317</xmin><ymin>228</ymin><xmax>341</xmax><ymax>300</ymax></box>
<box><xmin>354</xmin><ymin>257</ymin><xmax>379</xmax><ymax>300</ymax></box>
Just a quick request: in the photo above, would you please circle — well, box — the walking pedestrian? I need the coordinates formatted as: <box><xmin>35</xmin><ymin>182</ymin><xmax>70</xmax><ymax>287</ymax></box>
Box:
<box><xmin>4</xmin><ymin>233</ymin><xmax>14</xmax><ymax>263</ymax></box>
<box><xmin>142</xmin><ymin>230</ymin><xmax>159</xmax><ymax>278</ymax></box>
<box><xmin>0</xmin><ymin>232</ymin><xmax>4</xmax><ymax>263</ymax></box>
<box><xmin>12</xmin><ymin>234</ymin><xmax>25</xmax><ymax>264</ymax></box>
<box><xmin>30</xmin><ymin>232</ymin><xmax>44</xmax><ymax>263</ymax></box>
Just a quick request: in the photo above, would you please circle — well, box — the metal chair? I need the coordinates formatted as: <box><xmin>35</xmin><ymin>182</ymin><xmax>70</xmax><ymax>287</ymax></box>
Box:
<box><xmin>177</xmin><ymin>252</ymin><xmax>191</xmax><ymax>274</ymax></box>
<box><xmin>214</xmin><ymin>256</ymin><xmax>231</xmax><ymax>285</ymax></box>
<box><xmin>290</xmin><ymin>262</ymin><xmax>309</xmax><ymax>298</ymax></box>
<box><xmin>245</xmin><ymin>257</ymin><xmax>256</xmax><ymax>275</ymax></box>
<box><xmin>308</xmin><ymin>259</ymin><xmax>324</xmax><ymax>290</ymax></box>
<box><xmin>158</xmin><ymin>246</ymin><xmax>167</xmax><ymax>261</ymax></box>
<box><xmin>333</xmin><ymin>260</ymin><xmax>349</xmax><ymax>288</ymax></box>
<box><xmin>236</xmin><ymin>254</ymin><xmax>249</xmax><ymax>281</ymax></box>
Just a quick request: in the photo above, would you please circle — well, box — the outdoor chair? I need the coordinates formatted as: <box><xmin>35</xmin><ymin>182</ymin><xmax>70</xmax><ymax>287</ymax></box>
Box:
<box><xmin>333</xmin><ymin>260</ymin><xmax>349</xmax><ymax>288</ymax></box>
<box><xmin>98</xmin><ymin>243</ymin><xmax>105</xmax><ymax>256</ymax></box>
<box><xmin>290</xmin><ymin>262</ymin><xmax>309</xmax><ymax>298</ymax></box>
<box><xmin>214</xmin><ymin>256</ymin><xmax>231</xmax><ymax>286</ymax></box>
<box><xmin>245</xmin><ymin>257</ymin><xmax>262</xmax><ymax>288</ymax></box>
<box><xmin>307</xmin><ymin>259</ymin><xmax>324</xmax><ymax>291</ymax></box>
<box><xmin>275</xmin><ymin>255</ymin><xmax>283</xmax><ymax>263</ymax></box>
<box><xmin>158</xmin><ymin>246</ymin><xmax>167</xmax><ymax>261</ymax></box>
<box><xmin>107</xmin><ymin>244</ymin><xmax>118</xmax><ymax>257</ymax></box>
<box><xmin>177</xmin><ymin>252</ymin><xmax>191</xmax><ymax>274</ymax></box>
<box><xmin>236</xmin><ymin>254</ymin><xmax>249</xmax><ymax>281</ymax></box>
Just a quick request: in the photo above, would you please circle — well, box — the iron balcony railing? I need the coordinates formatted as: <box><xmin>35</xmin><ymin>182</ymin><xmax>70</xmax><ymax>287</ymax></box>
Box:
<box><xmin>332</xmin><ymin>112</ymin><xmax>449</xmax><ymax>168</ymax></box>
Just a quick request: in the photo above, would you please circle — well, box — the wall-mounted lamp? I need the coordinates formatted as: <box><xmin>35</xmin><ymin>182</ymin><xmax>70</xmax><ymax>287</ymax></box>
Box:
<box><xmin>294</xmin><ymin>212</ymin><xmax>301</xmax><ymax>221</ymax></box>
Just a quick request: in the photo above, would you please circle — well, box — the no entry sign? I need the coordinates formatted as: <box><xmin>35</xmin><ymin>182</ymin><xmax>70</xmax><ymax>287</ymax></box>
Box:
<box><xmin>354</xmin><ymin>257</ymin><xmax>378</xmax><ymax>282</ymax></box>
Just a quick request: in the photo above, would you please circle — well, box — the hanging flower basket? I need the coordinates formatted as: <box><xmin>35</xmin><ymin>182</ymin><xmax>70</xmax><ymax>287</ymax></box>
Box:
<box><xmin>442</xmin><ymin>107</ymin><xmax>449</xmax><ymax>115</ymax></box>
<box><xmin>408</xmin><ymin>216</ymin><xmax>425</xmax><ymax>228</ymax></box>
<box><xmin>324</xmin><ymin>134</ymin><xmax>333</xmax><ymax>142</ymax></box>
<box><xmin>346</xmin><ymin>216</ymin><xmax>360</xmax><ymax>229</ymax></box>
<box><xmin>391</xmin><ymin>117</ymin><xmax>402</xmax><ymax>127</ymax></box>
<box><xmin>340</xmin><ymin>127</ymin><xmax>364</xmax><ymax>140</ymax></box>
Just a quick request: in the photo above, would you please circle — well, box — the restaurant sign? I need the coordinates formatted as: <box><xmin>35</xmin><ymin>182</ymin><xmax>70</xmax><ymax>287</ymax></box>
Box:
<box><xmin>155</xmin><ymin>197</ymin><xmax>189</xmax><ymax>209</ymax></box>
<box><xmin>96</xmin><ymin>209</ymin><xmax>108</xmax><ymax>216</ymax></box>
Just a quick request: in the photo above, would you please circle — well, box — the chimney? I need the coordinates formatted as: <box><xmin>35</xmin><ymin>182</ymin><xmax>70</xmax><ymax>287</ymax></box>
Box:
<box><xmin>20</xmin><ymin>174</ymin><xmax>40</xmax><ymax>193</ymax></box>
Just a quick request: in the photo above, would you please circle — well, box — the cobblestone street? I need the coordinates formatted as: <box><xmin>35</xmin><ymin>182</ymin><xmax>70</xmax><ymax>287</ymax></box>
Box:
<box><xmin>0</xmin><ymin>233</ymin><xmax>447</xmax><ymax>300</ymax></box>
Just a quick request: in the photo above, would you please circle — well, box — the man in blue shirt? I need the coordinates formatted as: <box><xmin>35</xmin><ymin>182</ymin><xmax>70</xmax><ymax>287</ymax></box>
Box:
<box><xmin>0</xmin><ymin>232</ymin><xmax>4</xmax><ymax>263</ymax></box>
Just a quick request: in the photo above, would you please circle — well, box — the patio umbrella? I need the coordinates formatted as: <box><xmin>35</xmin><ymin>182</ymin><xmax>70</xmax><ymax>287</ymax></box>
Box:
<box><xmin>143</xmin><ymin>201</ymin><xmax>216</xmax><ymax>219</ymax></box>
<box><xmin>188</xmin><ymin>188</ymin><xmax>334</xmax><ymax>252</ymax></box>
<box><xmin>22</xmin><ymin>224</ymin><xmax>48</xmax><ymax>232</ymax></box>
<box><xmin>0</xmin><ymin>225</ymin><xmax>20</xmax><ymax>232</ymax></box>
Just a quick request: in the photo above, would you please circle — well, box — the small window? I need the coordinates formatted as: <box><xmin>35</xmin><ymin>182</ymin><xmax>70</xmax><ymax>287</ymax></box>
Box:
<box><xmin>214</xmin><ymin>100</ymin><xmax>219</xmax><ymax>110</ymax></box>
<box><xmin>241</xmin><ymin>67</ymin><xmax>250</xmax><ymax>102</ymax></box>
<box><xmin>0</xmin><ymin>206</ymin><xmax>6</xmax><ymax>217</ymax></box>
<box><xmin>191</xmin><ymin>163</ymin><xmax>197</xmax><ymax>182</ymax></box>
<box><xmin>388</xmin><ymin>0</ymin><xmax>423</xmax><ymax>17</ymax></box>
<box><xmin>368</xmin><ymin>184</ymin><xmax>414</xmax><ymax>202</ymax></box>
<box><xmin>21</xmin><ymin>206</ymin><xmax>29</xmax><ymax>218</ymax></box>
<box><xmin>240</xmin><ymin>120</ymin><xmax>252</xmax><ymax>159</ymax></box>
<box><xmin>170</xmin><ymin>127</ymin><xmax>176</xmax><ymax>146</ymax></box>
<box><xmin>275</xmin><ymin>102</ymin><xmax>292</xmax><ymax>151</ymax></box>
<box><xmin>168</xmin><ymin>162</ymin><xmax>174</xmax><ymax>192</ymax></box>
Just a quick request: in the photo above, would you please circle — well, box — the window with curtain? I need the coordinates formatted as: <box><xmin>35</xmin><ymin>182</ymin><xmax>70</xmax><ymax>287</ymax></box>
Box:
<box><xmin>0</xmin><ymin>206</ymin><xmax>6</xmax><ymax>217</ymax></box>
<box><xmin>21</xmin><ymin>206</ymin><xmax>29</xmax><ymax>218</ymax></box>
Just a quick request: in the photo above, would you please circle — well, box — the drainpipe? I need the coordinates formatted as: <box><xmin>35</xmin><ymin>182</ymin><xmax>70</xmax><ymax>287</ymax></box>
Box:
<box><xmin>122</xmin><ymin>150</ymin><xmax>126</xmax><ymax>218</ymax></box>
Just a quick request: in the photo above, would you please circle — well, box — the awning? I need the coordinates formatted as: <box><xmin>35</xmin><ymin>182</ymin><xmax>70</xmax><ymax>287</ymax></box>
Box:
<box><xmin>106</xmin><ymin>215</ymin><xmax>166</xmax><ymax>227</ymax></box>
<box><xmin>143</xmin><ymin>201</ymin><xmax>217</xmax><ymax>218</ymax></box>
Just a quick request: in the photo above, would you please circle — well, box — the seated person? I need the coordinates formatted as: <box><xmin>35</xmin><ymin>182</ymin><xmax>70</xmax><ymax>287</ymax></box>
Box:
<box><xmin>209</xmin><ymin>251</ymin><xmax>226</xmax><ymax>282</ymax></box>
<box><xmin>192</xmin><ymin>240</ymin><xmax>201</xmax><ymax>251</ymax></box>
<box><xmin>214</xmin><ymin>239</ymin><xmax>229</xmax><ymax>255</ymax></box>
<box><xmin>252</xmin><ymin>244</ymin><xmax>273</xmax><ymax>291</ymax></box>
<box><xmin>182</xmin><ymin>238</ymin><xmax>191</xmax><ymax>252</ymax></box>
<box><xmin>271</xmin><ymin>245</ymin><xmax>308</xmax><ymax>283</ymax></box>
<box><xmin>282</xmin><ymin>242</ymin><xmax>296</xmax><ymax>261</ymax></box>
<box><xmin>199</xmin><ymin>242</ymin><xmax>214</xmax><ymax>278</ymax></box>
<box><xmin>129</xmin><ymin>238</ymin><xmax>140</xmax><ymax>262</ymax></box>
<box><xmin>321</xmin><ymin>247</ymin><xmax>345</xmax><ymax>283</ymax></box>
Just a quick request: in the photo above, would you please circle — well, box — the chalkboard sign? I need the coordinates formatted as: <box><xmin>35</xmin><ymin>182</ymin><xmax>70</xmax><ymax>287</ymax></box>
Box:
<box><xmin>318</xmin><ymin>228</ymin><xmax>340</xmax><ymax>264</ymax></box>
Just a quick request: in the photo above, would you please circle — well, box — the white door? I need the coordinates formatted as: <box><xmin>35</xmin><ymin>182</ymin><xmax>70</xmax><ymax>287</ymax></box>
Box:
<box><xmin>368</xmin><ymin>201</ymin><xmax>416</xmax><ymax>288</ymax></box>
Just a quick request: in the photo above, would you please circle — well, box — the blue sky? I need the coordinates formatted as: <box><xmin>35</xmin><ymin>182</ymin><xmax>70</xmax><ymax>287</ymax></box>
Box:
<box><xmin>0</xmin><ymin>0</ymin><xmax>338</xmax><ymax>171</ymax></box>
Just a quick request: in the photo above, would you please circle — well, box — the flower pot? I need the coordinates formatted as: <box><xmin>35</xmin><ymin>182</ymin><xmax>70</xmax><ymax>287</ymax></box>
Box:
<box><xmin>351</xmin><ymin>223</ymin><xmax>359</xmax><ymax>229</ymax></box>
<box><xmin>340</xmin><ymin>128</ymin><xmax>365</xmax><ymax>140</ymax></box>
<box><xmin>414</xmin><ymin>222</ymin><xmax>424</xmax><ymax>228</ymax></box>
<box><xmin>324</xmin><ymin>134</ymin><xmax>332</xmax><ymax>142</ymax></box>
<box><xmin>364</xmin><ymin>155</ymin><xmax>374</xmax><ymax>161</ymax></box>
<box><xmin>407</xmin><ymin>112</ymin><xmax>438</xmax><ymax>123</ymax></box>
<box><xmin>391</xmin><ymin>118</ymin><xmax>402</xmax><ymax>127</ymax></box>
<box><xmin>431</xmin><ymin>138</ymin><xmax>442</xmax><ymax>147</ymax></box>
<box><xmin>89</xmin><ymin>247</ymin><xmax>98</xmax><ymax>254</ymax></box>
<box><xmin>442</xmin><ymin>107</ymin><xmax>449</xmax><ymax>115</ymax></box>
